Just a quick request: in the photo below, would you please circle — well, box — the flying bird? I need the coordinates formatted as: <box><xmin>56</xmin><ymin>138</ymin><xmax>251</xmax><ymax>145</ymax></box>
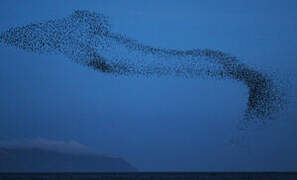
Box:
<box><xmin>0</xmin><ymin>10</ymin><xmax>283</xmax><ymax>126</ymax></box>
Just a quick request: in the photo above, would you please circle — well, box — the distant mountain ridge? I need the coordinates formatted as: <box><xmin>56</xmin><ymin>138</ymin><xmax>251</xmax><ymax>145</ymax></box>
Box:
<box><xmin>0</xmin><ymin>147</ymin><xmax>137</xmax><ymax>172</ymax></box>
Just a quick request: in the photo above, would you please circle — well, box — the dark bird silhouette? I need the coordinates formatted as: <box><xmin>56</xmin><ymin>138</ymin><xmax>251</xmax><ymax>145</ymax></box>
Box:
<box><xmin>0</xmin><ymin>10</ymin><xmax>283</xmax><ymax>126</ymax></box>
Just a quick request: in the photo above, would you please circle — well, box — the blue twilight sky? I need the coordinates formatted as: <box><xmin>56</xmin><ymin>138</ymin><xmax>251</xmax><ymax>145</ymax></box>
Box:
<box><xmin>0</xmin><ymin>0</ymin><xmax>296</xmax><ymax>171</ymax></box>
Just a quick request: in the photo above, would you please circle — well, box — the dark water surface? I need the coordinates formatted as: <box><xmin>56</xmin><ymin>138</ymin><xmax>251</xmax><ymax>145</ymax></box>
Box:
<box><xmin>0</xmin><ymin>172</ymin><xmax>297</xmax><ymax>180</ymax></box>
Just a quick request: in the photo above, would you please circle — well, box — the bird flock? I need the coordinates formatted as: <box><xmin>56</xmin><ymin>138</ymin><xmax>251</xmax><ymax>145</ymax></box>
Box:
<box><xmin>0</xmin><ymin>10</ymin><xmax>284</xmax><ymax>127</ymax></box>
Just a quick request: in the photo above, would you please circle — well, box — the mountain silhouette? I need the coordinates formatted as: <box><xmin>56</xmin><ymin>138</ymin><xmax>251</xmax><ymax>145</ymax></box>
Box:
<box><xmin>0</xmin><ymin>147</ymin><xmax>137</xmax><ymax>172</ymax></box>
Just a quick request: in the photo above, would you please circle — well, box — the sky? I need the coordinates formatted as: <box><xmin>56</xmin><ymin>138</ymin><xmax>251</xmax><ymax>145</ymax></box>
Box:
<box><xmin>0</xmin><ymin>0</ymin><xmax>296</xmax><ymax>171</ymax></box>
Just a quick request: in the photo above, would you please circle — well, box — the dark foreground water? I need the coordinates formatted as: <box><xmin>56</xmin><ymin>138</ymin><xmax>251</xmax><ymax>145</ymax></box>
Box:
<box><xmin>0</xmin><ymin>172</ymin><xmax>296</xmax><ymax>180</ymax></box>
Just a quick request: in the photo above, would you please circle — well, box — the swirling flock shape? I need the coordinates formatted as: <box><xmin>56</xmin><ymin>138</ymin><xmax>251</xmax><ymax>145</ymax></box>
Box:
<box><xmin>0</xmin><ymin>10</ymin><xmax>283</xmax><ymax>125</ymax></box>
